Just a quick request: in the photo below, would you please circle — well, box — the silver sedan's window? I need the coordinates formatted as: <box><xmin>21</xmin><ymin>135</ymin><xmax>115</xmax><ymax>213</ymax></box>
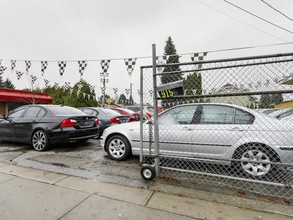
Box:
<box><xmin>158</xmin><ymin>105</ymin><xmax>197</xmax><ymax>125</ymax></box>
<box><xmin>234</xmin><ymin>109</ymin><xmax>253</xmax><ymax>124</ymax></box>
<box><xmin>200</xmin><ymin>105</ymin><xmax>234</xmax><ymax>124</ymax></box>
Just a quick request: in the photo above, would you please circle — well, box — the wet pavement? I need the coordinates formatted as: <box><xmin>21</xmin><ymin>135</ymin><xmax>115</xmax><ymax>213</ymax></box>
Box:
<box><xmin>0</xmin><ymin>139</ymin><xmax>150</xmax><ymax>188</ymax></box>
<box><xmin>0</xmin><ymin>139</ymin><xmax>292</xmax><ymax>218</ymax></box>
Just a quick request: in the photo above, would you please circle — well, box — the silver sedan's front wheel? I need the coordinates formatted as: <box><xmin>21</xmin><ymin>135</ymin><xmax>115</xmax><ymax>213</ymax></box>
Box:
<box><xmin>106</xmin><ymin>135</ymin><xmax>131</xmax><ymax>161</ymax></box>
<box><xmin>32</xmin><ymin>130</ymin><xmax>49</xmax><ymax>151</ymax></box>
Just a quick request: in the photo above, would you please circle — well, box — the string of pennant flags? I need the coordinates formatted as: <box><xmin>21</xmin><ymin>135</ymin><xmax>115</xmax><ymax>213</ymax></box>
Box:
<box><xmin>1</xmin><ymin>49</ymin><xmax>291</xmax><ymax>102</ymax></box>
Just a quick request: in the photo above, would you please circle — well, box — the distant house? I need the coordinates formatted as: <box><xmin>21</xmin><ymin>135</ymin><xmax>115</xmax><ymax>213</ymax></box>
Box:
<box><xmin>207</xmin><ymin>84</ymin><xmax>257</xmax><ymax>107</ymax></box>
<box><xmin>0</xmin><ymin>88</ymin><xmax>53</xmax><ymax>115</ymax></box>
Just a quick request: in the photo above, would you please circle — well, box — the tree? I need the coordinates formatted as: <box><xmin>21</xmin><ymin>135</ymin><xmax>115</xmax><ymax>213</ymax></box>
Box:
<box><xmin>259</xmin><ymin>94</ymin><xmax>271</xmax><ymax>108</ymax></box>
<box><xmin>43</xmin><ymin>80</ymin><xmax>97</xmax><ymax>107</ymax></box>
<box><xmin>118</xmin><ymin>94</ymin><xmax>127</xmax><ymax>104</ymax></box>
<box><xmin>271</xmin><ymin>93</ymin><xmax>283</xmax><ymax>105</ymax></box>
<box><xmin>184</xmin><ymin>72</ymin><xmax>202</xmax><ymax>95</ymax></box>
<box><xmin>161</xmin><ymin>36</ymin><xmax>182</xmax><ymax>84</ymax></box>
<box><xmin>2</xmin><ymin>79</ymin><xmax>15</xmax><ymax>89</ymax></box>
<box><xmin>161</xmin><ymin>36</ymin><xmax>182</xmax><ymax>108</ymax></box>
<box><xmin>0</xmin><ymin>70</ymin><xmax>15</xmax><ymax>89</ymax></box>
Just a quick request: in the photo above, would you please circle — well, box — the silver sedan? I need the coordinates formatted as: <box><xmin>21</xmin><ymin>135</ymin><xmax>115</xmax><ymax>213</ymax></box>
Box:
<box><xmin>101</xmin><ymin>103</ymin><xmax>293</xmax><ymax>178</ymax></box>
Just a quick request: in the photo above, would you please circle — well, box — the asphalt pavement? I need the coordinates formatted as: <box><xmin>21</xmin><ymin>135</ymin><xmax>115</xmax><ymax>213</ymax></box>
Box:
<box><xmin>0</xmin><ymin>162</ymin><xmax>292</xmax><ymax>220</ymax></box>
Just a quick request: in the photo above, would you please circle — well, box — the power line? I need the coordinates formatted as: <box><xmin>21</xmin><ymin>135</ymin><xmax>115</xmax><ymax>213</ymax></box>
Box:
<box><xmin>196</xmin><ymin>0</ymin><xmax>287</xmax><ymax>42</ymax></box>
<box><xmin>223</xmin><ymin>0</ymin><xmax>293</xmax><ymax>35</ymax></box>
<box><xmin>260</xmin><ymin>0</ymin><xmax>293</xmax><ymax>22</ymax></box>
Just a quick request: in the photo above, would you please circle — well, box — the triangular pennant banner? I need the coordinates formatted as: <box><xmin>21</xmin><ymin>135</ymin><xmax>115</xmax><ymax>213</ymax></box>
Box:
<box><xmin>31</xmin><ymin>75</ymin><xmax>37</xmax><ymax>84</ymax></box>
<box><xmin>89</xmin><ymin>85</ymin><xmax>95</xmax><ymax>93</ymax></box>
<box><xmin>11</xmin><ymin>60</ymin><xmax>16</xmax><ymax>70</ymax></box>
<box><xmin>191</xmin><ymin>52</ymin><xmax>208</xmax><ymax>69</ymax></box>
<box><xmin>58</xmin><ymin>61</ymin><xmax>67</xmax><ymax>76</ymax></box>
<box><xmin>113</xmin><ymin>88</ymin><xmax>118</xmax><ymax>94</ymax></box>
<box><xmin>124</xmin><ymin>58</ymin><xmax>137</xmax><ymax>78</ymax></box>
<box><xmin>25</xmin><ymin>61</ymin><xmax>31</xmax><ymax>72</ymax></box>
<box><xmin>64</xmin><ymin>82</ymin><xmax>71</xmax><ymax>90</ymax></box>
<box><xmin>77</xmin><ymin>82</ymin><xmax>82</xmax><ymax>93</ymax></box>
<box><xmin>78</xmin><ymin>60</ymin><xmax>87</xmax><ymax>77</ymax></box>
<box><xmin>100</xmin><ymin>60</ymin><xmax>110</xmax><ymax>74</ymax></box>
<box><xmin>44</xmin><ymin>79</ymin><xmax>49</xmax><ymax>87</ymax></box>
<box><xmin>0</xmin><ymin>66</ymin><xmax>7</xmax><ymax>74</ymax></box>
<box><xmin>16</xmin><ymin>71</ymin><xmax>24</xmax><ymax>80</ymax></box>
<box><xmin>41</xmin><ymin>61</ymin><xmax>48</xmax><ymax>76</ymax></box>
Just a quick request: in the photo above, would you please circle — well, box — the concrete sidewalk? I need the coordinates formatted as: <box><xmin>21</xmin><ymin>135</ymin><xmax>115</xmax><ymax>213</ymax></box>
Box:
<box><xmin>0</xmin><ymin>162</ymin><xmax>291</xmax><ymax>220</ymax></box>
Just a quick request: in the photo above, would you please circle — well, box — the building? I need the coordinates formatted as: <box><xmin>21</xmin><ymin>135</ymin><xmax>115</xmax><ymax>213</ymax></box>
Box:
<box><xmin>207</xmin><ymin>84</ymin><xmax>257</xmax><ymax>107</ymax></box>
<box><xmin>0</xmin><ymin>88</ymin><xmax>53</xmax><ymax>115</ymax></box>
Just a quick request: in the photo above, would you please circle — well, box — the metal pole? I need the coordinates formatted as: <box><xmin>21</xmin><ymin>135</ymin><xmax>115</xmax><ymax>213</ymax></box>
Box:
<box><xmin>139</xmin><ymin>67</ymin><xmax>144</xmax><ymax>163</ymax></box>
<box><xmin>152</xmin><ymin>44</ymin><xmax>160</xmax><ymax>177</ymax></box>
<box><xmin>102</xmin><ymin>77</ymin><xmax>105</xmax><ymax>107</ymax></box>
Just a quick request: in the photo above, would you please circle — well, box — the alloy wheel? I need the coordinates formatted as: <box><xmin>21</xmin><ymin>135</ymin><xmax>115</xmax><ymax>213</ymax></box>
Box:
<box><xmin>32</xmin><ymin>130</ymin><xmax>48</xmax><ymax>151</ymax></box>
<box><xmin>240</xmin><ymin>149</ymin><xmax>271</xmax><ymax>177</ymax></box>
<box><xmin>108</xmin><ymin>138</ymin><xmax>126</xmax><ymax>159</ymax></box>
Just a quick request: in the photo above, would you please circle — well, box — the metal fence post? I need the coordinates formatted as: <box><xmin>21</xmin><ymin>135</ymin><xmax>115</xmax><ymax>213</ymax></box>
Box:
<box><xmin>139</xmin><ymin>67</ymin><xmax>144</xmax><ymax>163</ymax></box>
<box><xmin>152</xmin><ymin>44</ymin><xmax>160</xmax><ymax>177</ymax></box>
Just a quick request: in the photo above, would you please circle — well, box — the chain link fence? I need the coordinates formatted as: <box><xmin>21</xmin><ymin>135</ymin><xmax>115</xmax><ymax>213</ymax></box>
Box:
<box><xmin>140</xmin><ymin>50</ymin><xmax>293</xmax><ymax>200</ymax></box>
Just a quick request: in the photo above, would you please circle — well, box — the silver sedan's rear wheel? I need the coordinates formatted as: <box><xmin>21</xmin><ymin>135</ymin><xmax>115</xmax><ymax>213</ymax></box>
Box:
<box><xmin>240</xmin><ymin>149</ymin><xmax>271</xmax><ymax>177</ymax></box>
<box><xmin>106</xmin><ymin>135</ymin><xmax>131</xmax><ymax>161</ymax></box>
<box><xmin>233</xmin><ymin>144</ymin><xmax>279</xmax><ymax>179</ymax></box>
<box><xmin>32</xmin><ymin>130</ymin><xmax>49</xmax><ymax>151</ymax></box>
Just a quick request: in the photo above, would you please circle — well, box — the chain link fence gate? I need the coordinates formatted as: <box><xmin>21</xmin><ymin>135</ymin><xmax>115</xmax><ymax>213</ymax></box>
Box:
<box><xmin>139</xmin><ymin>45</ymin><xmax>293</xmax><ymax>201</ymax></box>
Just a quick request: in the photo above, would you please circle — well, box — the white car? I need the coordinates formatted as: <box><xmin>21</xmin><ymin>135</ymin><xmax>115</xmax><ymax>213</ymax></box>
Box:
<box><xmin>100</xmin><ymin>103</ymin><xmax>293</xmax><ymax>178</ymax></box>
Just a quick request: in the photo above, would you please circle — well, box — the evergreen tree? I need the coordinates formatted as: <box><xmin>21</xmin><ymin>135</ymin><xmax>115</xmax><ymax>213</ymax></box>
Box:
<box><xmin>161</xmin><ymin>36</ymin><xmax>182</xmax><ymax>108</ymax></box>
<box><xmin>259</xmin><ymin>94</ymin><xmax>271</xmax><ymax>108</ymax></box>
<box><xmin>1</xmin><ymin>78</ymin><xmax>15</xmax><ymax>89</ymax></box>
<box><xmin>271</xmin><ymin>93</ymin><xmax>283</xmax><ymax>104</ymax></box>
<box><xmin>118</xmin><ymin>94</ymin><xmax>127</xmax><ymax>104</ymax></box>
<box><xmin>161</xmin><ymin>36</ymin><xmax>182</xmax><ymax>84</ymax></box>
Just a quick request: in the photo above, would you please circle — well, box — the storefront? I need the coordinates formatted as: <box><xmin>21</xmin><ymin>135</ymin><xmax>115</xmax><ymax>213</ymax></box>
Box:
<box><xmin>0</xmin><ymin>88</ymin><xmax>53</xmax><ymax>115</ymax></box>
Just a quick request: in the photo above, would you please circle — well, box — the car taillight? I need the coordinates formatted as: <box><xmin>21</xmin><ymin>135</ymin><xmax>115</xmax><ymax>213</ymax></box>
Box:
<box><xmin>95</xmin><ymin>118</ymin><xmax>99</xmax><ymax>125</ymax></box>
<box><xmin>61</xmin><ymin>119</ymin><xmax>77</xmax><ymax>128</ymax></box>
<box><xmin>110</xmin><ymin>117</ymin><xmax>120</xmax><ymax>124</ymax></box>
<box><xmin>129</xmin><ymin>117</ymin><xmax>134</xmax><ymax>122</ymax></box>
<box><xmin>146</xmin><ymin>112</ymin><xmax>152</xmax><ymax>118</ymax></box>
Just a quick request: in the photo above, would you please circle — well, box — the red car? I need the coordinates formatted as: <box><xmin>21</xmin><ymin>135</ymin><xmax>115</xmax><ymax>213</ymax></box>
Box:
<box><xmin>111</xmin><ymin>107</ymin><xmax>140</xmax><ymax>122</ymax></box>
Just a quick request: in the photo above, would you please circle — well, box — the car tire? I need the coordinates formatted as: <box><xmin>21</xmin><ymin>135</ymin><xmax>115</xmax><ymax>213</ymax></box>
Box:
<box><xmin>32</xmin><ymin>130</ymin><xmax>49</xmax><ymax>151</ymax></box>
<box><xmin>232</xmin><ymin>143</ymin><xmax>280</xmax><ymax>180</ymax></box>
<box><xmin>106</xmin><ymin>135</ymin><xmax>131</xmax><ymax>161</ymax></box>
<box><xmin>141</xmin><ymin>164</ymin><xmax>155</xmax><ymax>181</ymax></box>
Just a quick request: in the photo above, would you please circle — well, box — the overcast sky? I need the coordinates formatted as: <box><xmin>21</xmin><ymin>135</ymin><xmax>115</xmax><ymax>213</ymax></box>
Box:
<box><xmin>0</xmin><ymin>0</ymin><xmax>293</xmax><ymax>102</ymax></box>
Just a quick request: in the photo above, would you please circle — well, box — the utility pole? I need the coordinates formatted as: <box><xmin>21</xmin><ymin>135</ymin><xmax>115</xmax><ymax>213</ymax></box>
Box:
<box><xmin>130</xmin><ymin>83</ymin><xmax>133</xmax><ymax>105</ymax></box>
<box><xmin>100</xmin><ymin>72</ymin><xmax>109</xmax><ymax>107</ymax></box>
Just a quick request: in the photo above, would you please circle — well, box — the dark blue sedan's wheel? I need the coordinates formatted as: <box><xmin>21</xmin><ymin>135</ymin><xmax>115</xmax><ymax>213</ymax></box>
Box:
<box><xmin>32</xmin><ymin>130</ymin><xmax>49</xmax><ymax>151</ymax></box>
<box><xmin>141</xmin><ymin>165</ymin><xmax>155</xmax><ymax>181</ymax></box>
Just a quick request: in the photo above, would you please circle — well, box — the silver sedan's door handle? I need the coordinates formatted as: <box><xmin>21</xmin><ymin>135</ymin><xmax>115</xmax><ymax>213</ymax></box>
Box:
<box><xmin>229</xmin><ymin>127</ymin><xmax>244</xmax><ymax>131</ymax></box>
<box><xmin>183</xmin><ymin>127</ymin><xmax>192</xmax><ymax>131</ymax></box>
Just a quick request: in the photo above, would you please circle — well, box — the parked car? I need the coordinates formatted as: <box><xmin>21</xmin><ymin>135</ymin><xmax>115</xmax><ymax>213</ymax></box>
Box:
<box><xmin>101</xmin><ymin>103</ymin><xmax>293</xmax><ymax>179</ymax></box>
<box><xmin>0</xmin><ymin>104</ymin><xmax>100</xmax><ymax>151</ymax></box>
<box><xmin>80</xmin><ymin>107</ymin><xmax>130</xmax><ymax>138</ymax></box>
<box><xmin>126</xmin><ymin>105</ymin><xmax>163</xmax><ymax>119</ymax></box>
<box><xmin>257</xmin><ymin>108</ymin><xmax>280</xmax><ymax>115</ymax></box>
<box><xmin>269</xmin><ymin>108</ymin><xmax>293</xmax><ymax>120</ymax></box>
<box><xmin>111</xmin><ymin>107</ymin><xmax>140</xmax><ymax>122</ymax></box>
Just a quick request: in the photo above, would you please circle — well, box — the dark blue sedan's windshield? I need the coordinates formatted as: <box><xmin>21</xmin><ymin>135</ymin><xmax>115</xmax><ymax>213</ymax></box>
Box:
<box><xmin>47</xmin><ymin>106</ymin><xmax>86</xmax><ymax>116</ymax></box>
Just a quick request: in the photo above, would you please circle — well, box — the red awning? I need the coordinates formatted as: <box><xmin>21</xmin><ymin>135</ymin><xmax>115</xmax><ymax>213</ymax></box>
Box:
<box><xmin>0</xmin><ymin>88</ymin><xmax>53</xmax><ymax>104</ymax></box>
